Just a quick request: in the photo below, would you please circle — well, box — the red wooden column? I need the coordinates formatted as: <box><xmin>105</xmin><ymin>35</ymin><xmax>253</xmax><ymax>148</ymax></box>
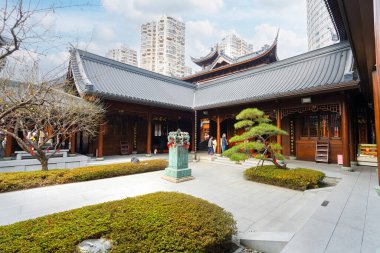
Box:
<box><xmin>97</xmin><ymin>124</ymin><xmax>104</xmax><ymax>160</ymax></box>
<box><xmin>146</xmin><ymin>112</ymin><xmax>152</xmax><ymax>155</ymax></box>
<box><xmin>4</xmin><ymin>132</ymin><xmax>13</xmax><ymax>159</ymax></box>
<box><xmin>191</xmin><ymin>111</ymin><xmax>197</xmax><ymax>152</ymax></box>
<box><xmin>216</xmin><ymin>113</ymin><xmax>221</xmax><ymax>154</ymax></box>
<box><xmin>372</xmin><ymin>70</ymin><xmax>380</xmax><ymax>184</ymax></box>
<box><xmin>69</xmin><ymin>133</ymin><xmax>76</xmax><ymax>156</ymax></box>
<box><xmin>341</xmin><ymin>96</ymin><xmax>351</xmax><ymax>169</ymax></box>
<box><xmin>373</xmin><ymin>0</ymin><xmax>380</xmax><ymax>185</ymax></box>
<box><xmin>276</xmin><ymin>107</ymin><xmax>282</xmax><ymax>146</ymax></box>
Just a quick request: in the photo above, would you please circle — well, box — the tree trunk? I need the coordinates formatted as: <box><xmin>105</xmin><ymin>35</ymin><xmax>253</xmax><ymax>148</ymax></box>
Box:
<box><xmin>40</xmin><ymin>157</ymin><xmax>49</xmax><ymax>171</ymax></box>
<box><xmin>272</xmin><ymin>158</ymin><xmax>287</xmax><ymax>169</ymax></box>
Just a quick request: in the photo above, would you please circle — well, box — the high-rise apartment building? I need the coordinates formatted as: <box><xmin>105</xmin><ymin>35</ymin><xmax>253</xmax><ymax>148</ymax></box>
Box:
<box><xmin>140</xmin><ymin>16</ymin><xmax>185</xmax><ymax>77</ymax></box>
<box><xmin>106</xmin><ymin>44</ymin><xmax>138</xmax><ymax>67</ymax></box>
<box><xmin>215</xmin><ymin>33</ymin><xmax>253</xmax><ymax>58</ymax></box>
<box><xmin>306</xmin><ymin>0</ymin><xmax>338</xmax><ymax>51</ymax></box>
<box><xmin>184</xmin><ymin>66</ymin><xmax>192</xmax><ymax>77</ymax></box>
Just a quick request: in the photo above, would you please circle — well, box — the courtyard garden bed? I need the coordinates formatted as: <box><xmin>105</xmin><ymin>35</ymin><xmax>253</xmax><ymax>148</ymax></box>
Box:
<box><xmin>0</xmin><ymin>192</ymin><xmax>237</xmax><ymax>253</ymax></box>
<box><xmin>0</xmin><ymin>159</ymin><xmax>167</xmax><ymax>193</ymax></box>
<box><xmin>244</xmin><ymin>165</ymin><xmax>325</xmax><ymax>191</ymax></box>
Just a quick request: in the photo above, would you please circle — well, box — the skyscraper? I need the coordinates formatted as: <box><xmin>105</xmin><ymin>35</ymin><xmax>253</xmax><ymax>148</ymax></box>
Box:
<box><xmin>184</xmin><ymin>66</ymin><xmax>192</xmax><ymax>77</ymax></box>
<box><xmin>140</xmin><ymin>16</ymin><xmax>185</xmax><ymax>77</ymax></box>
<box><xmin>106</xmin><ymin>44</ymin><xmax>138</xmax><ymax>67</ymax></box>
<box><xmin>306</xmin><ymin>0</ymin><xmax>338</xmax><ymax>51</ymax></box>
<box><xmin>215</xmin><ymin>33</ymin><xmax>253</xmax><ymax>58</ymax></box>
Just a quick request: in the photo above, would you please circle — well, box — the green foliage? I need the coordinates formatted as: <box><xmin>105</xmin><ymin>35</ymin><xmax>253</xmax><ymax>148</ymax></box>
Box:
<box><xmin>235</xmin><ymin>108</ymin><xmax>270</xmax><ymax>123</ymax></box>
<box><xmin>254</xmin><ymin>154</ymin><xmax>265</xmax><ymax>160</ymax></box>
<box><xmin>233</xmin><ymin>119</ymin><xmax>254</xmax><ymax>130</ymax></box>
<box><xmin>0</xmin><ymin>192</ymin><xmax>237</xmax><ymax>253</ymax></box>
<box><xmin>223</xmin><ymin>108</ymin><xmax>287</xmax><ymax>168</ymax></box>
<box><xmin>0</xmin><ymin>160</ymin><xmax>167</xmax><ymax>193</ymax></box>
<box><xmin>230</xmin><ymin>153</ymin><xmax>249</xmax><ymax>162</ymax></box>
<box><xmin>244</xmin><ymin>165</ymin><xmax>326</xmax><ymax>191</ymax></box>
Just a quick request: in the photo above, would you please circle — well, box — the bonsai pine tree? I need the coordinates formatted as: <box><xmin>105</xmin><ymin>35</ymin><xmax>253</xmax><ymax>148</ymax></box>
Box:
<box><xmin>222</xmin><ymin>108</ymin><xmax>288</xmax><ymax>169</ymax></box>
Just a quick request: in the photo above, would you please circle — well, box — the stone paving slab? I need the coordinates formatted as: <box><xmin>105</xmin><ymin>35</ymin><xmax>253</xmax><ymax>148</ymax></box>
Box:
<box><xmin>281</xmin><ymin>166</ymin><xmax>380</xmax><ymax>253</ymax></box>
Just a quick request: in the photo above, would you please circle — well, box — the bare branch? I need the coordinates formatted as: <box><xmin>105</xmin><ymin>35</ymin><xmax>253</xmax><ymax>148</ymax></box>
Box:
<box><xmin>1</xmin><ymin>89</ymin><xmax>105</xmax><ymax>170</ymax></box>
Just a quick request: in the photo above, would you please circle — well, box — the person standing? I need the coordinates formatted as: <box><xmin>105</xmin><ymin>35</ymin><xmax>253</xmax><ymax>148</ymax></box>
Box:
<box><xmin>208</xmin><ymin>136</ymin><xmax>214</xmax><ymax>155</ymax></box>
<box><xmin>212</xmin><ymin>137</ymin><xmax>217</xmax><ymax>154</ymax></box>
<box><xmin>221</xmin><ymin>133</ymin><xmax>228</xmax><ymax>154</ymax></box>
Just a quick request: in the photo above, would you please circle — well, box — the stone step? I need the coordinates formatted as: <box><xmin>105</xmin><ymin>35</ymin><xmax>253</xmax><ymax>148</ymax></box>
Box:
<box><xmin>239</xmin><ymin>232</ymin><xmax>294</xmax><ymax>253</ymax></box>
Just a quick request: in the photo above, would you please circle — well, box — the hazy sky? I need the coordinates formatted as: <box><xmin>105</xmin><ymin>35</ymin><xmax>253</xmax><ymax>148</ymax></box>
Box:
<box><xmin>2</xmin><ymin>0</ymin><xmax>308</xmax><ymax>75</ymax></box>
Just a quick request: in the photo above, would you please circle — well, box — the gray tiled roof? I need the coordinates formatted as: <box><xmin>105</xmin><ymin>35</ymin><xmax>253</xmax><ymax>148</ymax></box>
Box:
<box><xmin>70</xmin><ymin>49</ymin><xmax>196</xmax><ymax>110</ymax></box>
<box><xmin>193</xmin><ymin>41</ymin><xmax>356</xmax><ymax>109</ymax></box>
<box><xmin>190</xmin><ymin>48</ymin><xmax>219</xmax><ymax>65</ymax></box>
<box><xmin>70</xmin><ymin>41</ymin><xmax>356</xmax><ymax>111</ymax></box>
<box><xmin>186</xmin><ymin>38</ymin><xmax>278</xmax><ymax>76</ymax></box>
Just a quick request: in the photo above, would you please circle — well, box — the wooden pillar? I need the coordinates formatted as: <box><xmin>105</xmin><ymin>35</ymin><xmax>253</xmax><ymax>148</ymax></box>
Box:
<box><xmin>216</xmin><ymin>113</ymin><xmax>221</xmax><ymax>154</ymax></box>
<box><xmin>341</xmin><ymin>96</ymin><xmax>351</xmax><ymax>168</ymax></box>
<box><xmin>276</xmin><ymin>107</ymin><xmax>282</xmax><ymax>146</ymax></box>
<box><xmin>146</xmin><ymin>112</ymin><xmax>152</xmax><ymax>155</ymax></box>
<box><xmin>69</xmin><ymin>133</ymin><xmax>76</xmax><ymax>156</ymax></box>
<box><xmin>45</xmin><ymin>125</ymin><xmax>53</xmax><ymax>146</ymax></box>
<box><xmin>372</xmin><ymin>70</ymin><xmax>380</xmax><ymax>184</ymax></box>
<box><xmin>348</xmin><ymin>95</ymin><xmax>357</xmax><ymax>163</ymax></box>
<box><xmin>373</xmin><ymin>0</ymin><xmax>380</xmax><ymax>185</ymax></box>
<box><xmin>4</xmin><ymin>132</ymin><xmax>13</xmax><ymax>159</ymax></box>
<box><xmin>97</xmin><ymin>123</ymin><xmax>104</xmax><ymax>160</ymax></box>
<box><xmin>192</xmin><ymin>111</ymin><xmax>197</xmax><ymax>152</ymax></box>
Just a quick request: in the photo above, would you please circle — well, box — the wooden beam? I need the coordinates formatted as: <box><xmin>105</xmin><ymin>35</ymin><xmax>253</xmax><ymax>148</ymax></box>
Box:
<box><xmin>341</xmin><ymin>95</ymin><xmax>351</xmax><ymax>168</ymax></box>
<box><xmin>97</xmin><ymin>124</ymin><xmax>104</xmax><ymax>159</ymax></box>
<box><xmin>146</xmin><ymin>112</ymin><xmax>152</xmax><ymax>155</ymax></box>
<box><xmin>216</xmin><ymin>112</ymin><xmax>221</xmax><ymax>154</ymax></box>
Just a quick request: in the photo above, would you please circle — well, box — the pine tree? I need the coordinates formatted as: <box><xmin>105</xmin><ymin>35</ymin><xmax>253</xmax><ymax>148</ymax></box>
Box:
<box><xmin>222</xmin><ymin>108</ymin><xmax>288</xmax><ymax>169</ymax></box>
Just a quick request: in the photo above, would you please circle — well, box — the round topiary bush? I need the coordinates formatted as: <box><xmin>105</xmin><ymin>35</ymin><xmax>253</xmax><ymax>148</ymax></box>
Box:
<box><xmin>0</xmin><ymin>192</ymin><xmax>237</xmax><ymax>252</ymax></box>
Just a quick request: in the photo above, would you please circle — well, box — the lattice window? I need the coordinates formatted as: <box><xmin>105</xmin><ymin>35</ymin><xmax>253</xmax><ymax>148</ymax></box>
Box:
<box><xmin>281</xmin><ymin>104</ymin><xmax>341</xmax><ymax>119</ymax></box>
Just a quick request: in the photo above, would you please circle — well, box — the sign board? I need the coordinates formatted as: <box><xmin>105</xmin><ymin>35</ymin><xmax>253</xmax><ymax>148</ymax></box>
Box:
<box><xmin>337</xmin><ymin>154</ymin><xmax>343</xmax><ymax>165</ymax></box>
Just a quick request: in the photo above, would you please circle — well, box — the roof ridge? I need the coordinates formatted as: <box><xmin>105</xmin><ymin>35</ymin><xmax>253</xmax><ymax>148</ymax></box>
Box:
<box><xmin>74</xmin><ymin>48</ymin><xmax>196</xmax><ymax>89</ymax></box>
<box><xmin>197</xmin><ymin>41</ymin><xmax>350</xmax><ymax>89</ymax></box>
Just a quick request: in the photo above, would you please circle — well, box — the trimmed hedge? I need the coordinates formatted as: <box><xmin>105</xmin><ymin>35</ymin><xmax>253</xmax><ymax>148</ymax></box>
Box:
<box><xmin>0</xmin><ymin>159</ymin><xmax>167</xmax><ymax>193</ymax></box>
<box><xmin>0</xmin><ymin>192</ymin><xmax>237</xmax><ymax>253</ymax></box>
<box><xmin>244</xmin><ymin>165</ymin><xmax>325</xmax><ymax>191</ymax></box>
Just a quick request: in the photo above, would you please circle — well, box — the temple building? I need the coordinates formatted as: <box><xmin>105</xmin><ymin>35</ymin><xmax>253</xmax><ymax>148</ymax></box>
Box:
<box><xmin>2</xmin><ymin>0</ymin><xmax>379</xmax><ymax>184</ymax></box>
<box><xmin>184</xmin><ymin>32</ymin><xmax>278</xmax><ymax>84</ymax></box>
<box><xmin>62</xmin><ymin>39</ymin><xmax>365</xmax><ymax>168</ymax></box>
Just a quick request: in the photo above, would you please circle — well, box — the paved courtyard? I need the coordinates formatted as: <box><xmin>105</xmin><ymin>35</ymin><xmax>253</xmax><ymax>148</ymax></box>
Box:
<box><xmin>0</xmin><ymin>156</ymin><xmax>379</xmax><ymax>253</ymax></box>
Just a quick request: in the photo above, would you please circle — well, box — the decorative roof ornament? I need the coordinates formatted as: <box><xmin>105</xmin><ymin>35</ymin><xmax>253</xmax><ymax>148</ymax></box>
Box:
<box><xmin>187</xmin><ymin>30</ymin><xmax>280</xmax><ymax>81</ymax></box>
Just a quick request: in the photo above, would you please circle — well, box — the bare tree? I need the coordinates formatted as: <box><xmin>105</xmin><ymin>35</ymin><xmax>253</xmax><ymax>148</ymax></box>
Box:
<box><xmin>0</xmin><ymin>0</ymin><xmax>56</xmax><ymax>121</ymax></box>
<box><xmin>0</xmin><ymin>0</ymin><xmax>104</xmax><ymax>167</ymax></box>
<box><xmin>0</xmin><ymin>0</ymin><xmax>58</xmax><ymax>61</ymax></box>
<box><xmin>0</xmin><ymin>77</ymin><xmax>51</xmax><ymax>123</ymax></box>
<box><xmin>2</xmin><ymin>91</ymin><xmax>105</xmax><ymax>170</ymax></box>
